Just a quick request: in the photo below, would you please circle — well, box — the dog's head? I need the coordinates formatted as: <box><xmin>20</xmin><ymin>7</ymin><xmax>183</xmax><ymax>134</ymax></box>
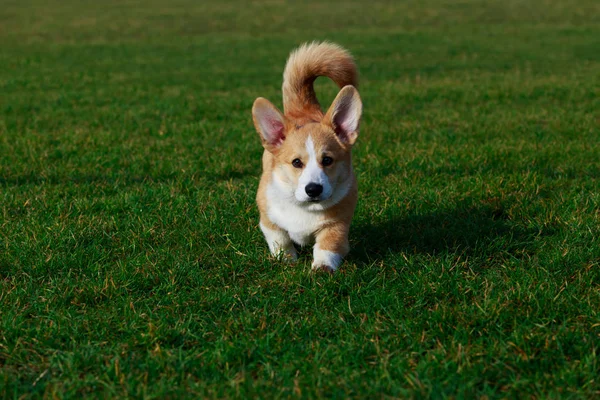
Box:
<box><xmin>252</xmin><ymin>86</ymin><xmax>362</xmax><ymax>210</ymax></box>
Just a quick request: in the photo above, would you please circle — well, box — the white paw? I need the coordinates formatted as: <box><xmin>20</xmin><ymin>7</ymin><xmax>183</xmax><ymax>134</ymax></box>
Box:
<box><xmin>311</xmin><ymin>263</ymin><xmax>336</xmax><ymax>274</ymax></box>
<box><xmin>311</xmin><ymin>246</ymin><xmax>342</xmax><ymax>273</ymax></box>
<box><xmin>276</xmin><ymin>246</ymin><xmax>298</xmax><ymax>262</ymax></box>
<box><xmin>260</xmin><ymin>222</ymin><xmax>297</xmax><ymax>262</ymax></box>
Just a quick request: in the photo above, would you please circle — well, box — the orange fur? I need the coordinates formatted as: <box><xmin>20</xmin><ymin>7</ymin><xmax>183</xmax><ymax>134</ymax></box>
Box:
<box><xmin>282</xmin><ymin>41</ymin><xmax>358</xmax><ymax>125</ymax></box>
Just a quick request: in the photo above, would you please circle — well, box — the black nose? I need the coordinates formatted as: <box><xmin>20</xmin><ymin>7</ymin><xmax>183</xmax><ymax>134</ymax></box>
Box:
<box><xmin>305</xmin><ymin>183</ymin><xmax>323</xmax><ymax>198</ymax></box>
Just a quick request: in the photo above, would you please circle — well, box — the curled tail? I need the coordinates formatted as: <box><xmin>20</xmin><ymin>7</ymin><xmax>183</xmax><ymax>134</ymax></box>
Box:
<box><xmin>282</xmin><ymin>41</ymin><xmax>358</xmax><ymax>123</ymax></box>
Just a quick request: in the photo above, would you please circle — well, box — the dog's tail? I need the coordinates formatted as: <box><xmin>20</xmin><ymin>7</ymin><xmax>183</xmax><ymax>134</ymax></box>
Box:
<box><xmin>282</xmin><ymin>41</ymin><xmax>358</xmax><ymax>123</ymax></box>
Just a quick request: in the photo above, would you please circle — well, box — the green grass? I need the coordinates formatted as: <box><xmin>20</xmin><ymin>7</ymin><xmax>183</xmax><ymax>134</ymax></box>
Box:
<box><xmin>1</xmin><ymin>0</ymin><xmax>600</xmax><ymax>397</ymax></box>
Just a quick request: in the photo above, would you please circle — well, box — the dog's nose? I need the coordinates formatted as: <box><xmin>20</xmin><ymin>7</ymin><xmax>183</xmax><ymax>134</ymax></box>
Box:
<box><xmin>305</xmin><ymin>183</ymin><xmax>323</xmax><ymax>198</ymax></box>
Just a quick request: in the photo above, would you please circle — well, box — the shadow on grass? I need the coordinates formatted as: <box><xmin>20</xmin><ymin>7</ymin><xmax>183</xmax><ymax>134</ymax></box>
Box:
<box><xmin>351</xmin><ymin>201</ymin><xmax>540</xmax><ymax>265</ymax></box>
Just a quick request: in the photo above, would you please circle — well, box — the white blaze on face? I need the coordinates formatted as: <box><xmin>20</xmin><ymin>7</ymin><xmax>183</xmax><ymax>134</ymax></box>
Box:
<box><xmin>295</xmin><ymin>135</ymin><xmax>332</xmax><ymax>202</ymax></box>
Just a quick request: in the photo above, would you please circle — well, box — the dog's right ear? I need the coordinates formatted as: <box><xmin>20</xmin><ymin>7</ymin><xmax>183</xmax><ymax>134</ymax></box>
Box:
<box><xmin>252</xmin><ymin>98</ymin><xmax>287</xmax><ymax>152</ymax></box>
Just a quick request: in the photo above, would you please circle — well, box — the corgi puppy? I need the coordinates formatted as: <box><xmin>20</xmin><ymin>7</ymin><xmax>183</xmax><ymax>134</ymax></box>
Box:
<box><xmin>252</xmin><ymin>42</ymin><xmax>363</xmax><ymax>272</ymax></box>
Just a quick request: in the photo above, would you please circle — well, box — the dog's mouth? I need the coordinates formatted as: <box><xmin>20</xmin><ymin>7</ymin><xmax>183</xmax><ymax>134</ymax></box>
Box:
<box><xmin>308</xmin><ymin>198</ymin><xmax>322</xmax><ymax>203</ymax></box>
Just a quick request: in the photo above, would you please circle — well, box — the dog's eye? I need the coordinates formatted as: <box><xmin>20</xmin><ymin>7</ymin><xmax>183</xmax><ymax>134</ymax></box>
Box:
<box><xmin>322</xmin><ymin>156</ymin><xmax>333</xmax><ymax>166</ymax></box>
<box><xmin>292</xmin><ymin>158</ymin><xmax>303</xmax><ymax>168</ymax></box>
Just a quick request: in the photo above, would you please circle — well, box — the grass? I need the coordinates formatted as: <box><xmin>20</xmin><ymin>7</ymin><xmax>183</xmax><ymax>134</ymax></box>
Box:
<box><xmin>1</xmin><ymin>0</ymin><xmax>599</xmax><ymax>397</ymax></box>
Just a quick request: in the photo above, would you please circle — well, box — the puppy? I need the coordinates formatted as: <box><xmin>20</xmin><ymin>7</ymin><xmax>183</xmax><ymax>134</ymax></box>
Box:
<box><xmin>252</xmin><ymin>41</ymin><xmax>363</xmax><ymax>272</ymax></box>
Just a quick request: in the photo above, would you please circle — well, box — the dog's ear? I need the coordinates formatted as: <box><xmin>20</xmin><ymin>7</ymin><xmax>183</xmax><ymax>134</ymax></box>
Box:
<box><xmin>323</xmin><ymin>85</ymin><xmax>362</xmax><ymax>146</ymax></box>
<box><xmin>252</xmin><ymin>98</ymin><xmax>288</xmax><ymax>152</ymax></box>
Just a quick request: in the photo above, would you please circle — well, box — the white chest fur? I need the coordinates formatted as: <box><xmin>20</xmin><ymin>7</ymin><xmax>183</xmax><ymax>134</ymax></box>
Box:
<box><xmin>266</xmin><ymin>183</ymin><xmax>329</xmax><ymax>246</ymax></box>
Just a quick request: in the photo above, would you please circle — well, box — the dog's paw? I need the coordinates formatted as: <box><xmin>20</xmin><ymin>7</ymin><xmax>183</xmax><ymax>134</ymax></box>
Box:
<box><xmin>311</xmin><ymin>263</ymin><xmax>336</xmax><ymax>274</ymax></box>
<box><xmin>276</xmin><ymin>247</ymin><xmax>298</xmax><ymax>262</ymax></box>
<box><xmin>311</xmin><ymin>246</ymin><xmax>342</xmax><ymax>273</ymax></box>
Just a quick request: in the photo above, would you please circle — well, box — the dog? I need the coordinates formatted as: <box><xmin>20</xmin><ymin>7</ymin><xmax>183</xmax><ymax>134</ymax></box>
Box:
<box><xmin>252</xmin><ymin>41</ymin><xmax>363</xmax><ymax>272</ymax></box>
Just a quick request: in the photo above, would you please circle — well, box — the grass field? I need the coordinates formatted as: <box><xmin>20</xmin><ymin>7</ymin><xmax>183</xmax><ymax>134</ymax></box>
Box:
<box><xmin>1</xmin><ymin>0</ymin><xmax>600</xmax><ymax>397</ymax></box>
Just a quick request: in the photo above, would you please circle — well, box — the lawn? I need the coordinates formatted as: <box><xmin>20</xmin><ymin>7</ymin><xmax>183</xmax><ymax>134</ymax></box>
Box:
<box><xmin>1</xmin><ymin>0</ymin><xmax>599</xmax><ymax>397</ymax></box>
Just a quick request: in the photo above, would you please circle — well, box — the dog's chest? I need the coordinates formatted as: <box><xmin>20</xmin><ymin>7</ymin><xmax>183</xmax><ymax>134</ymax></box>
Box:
<box><xmin>267</xmin><ymin>197</ymin><xmax>325</xmax><ymax>246</ymax></box>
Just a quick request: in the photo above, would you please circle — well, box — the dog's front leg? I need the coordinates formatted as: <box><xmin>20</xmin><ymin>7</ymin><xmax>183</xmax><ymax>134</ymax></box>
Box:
<box><xmin>260</xmin><ymin>219</ymin><xmax>298</xmax><ymax>261</ymax></box>
<box><xmin>312</xmin><ymin>224</ymin><xmax>350</xmax><ymax>273</ymax></box>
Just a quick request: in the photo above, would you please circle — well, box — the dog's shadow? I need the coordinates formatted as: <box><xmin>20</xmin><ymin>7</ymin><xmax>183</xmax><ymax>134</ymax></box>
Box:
<box><xmin>351</xmin><ymin>201</ymin><xmax>539</xmax><ymax>265</ymax></box>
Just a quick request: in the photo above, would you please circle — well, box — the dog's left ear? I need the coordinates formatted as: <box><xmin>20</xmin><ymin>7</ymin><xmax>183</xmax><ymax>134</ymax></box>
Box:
<box><xmin>323</xmin><ymin>85</ymin><xmax>362</xmax><ymax>145</ymax></box>
<box><xmin>252</xmin><ymin>98</ymin><xmax>288</xmax><ymax>152</ymax></box>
